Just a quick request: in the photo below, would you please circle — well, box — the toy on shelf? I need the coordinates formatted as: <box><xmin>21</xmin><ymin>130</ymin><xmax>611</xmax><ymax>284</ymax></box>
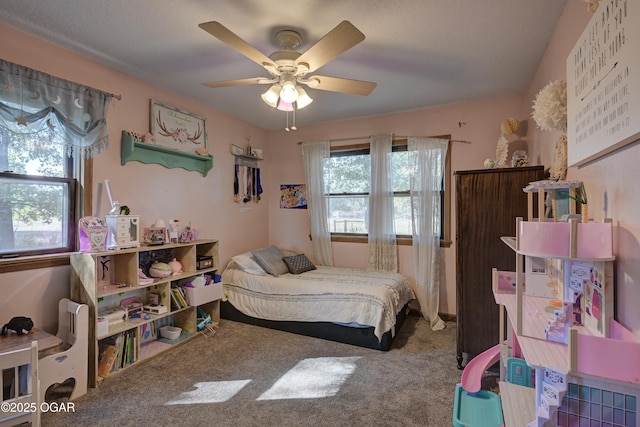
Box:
<box><xmin>522</xmin><ymin>179</ymin><xmax>583</xmax><ymax>222</ymax></box>
<box><xmin>104</xmin><ymin>179</ymin><xmax>140</xmax><ymax>250</ymax></box>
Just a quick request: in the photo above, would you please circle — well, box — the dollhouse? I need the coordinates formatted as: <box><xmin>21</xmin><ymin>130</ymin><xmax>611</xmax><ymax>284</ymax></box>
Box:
<box><xmin>454</xmin><ymin>181</ymin><xmax>640</xmax><ymax>427</ymax></box>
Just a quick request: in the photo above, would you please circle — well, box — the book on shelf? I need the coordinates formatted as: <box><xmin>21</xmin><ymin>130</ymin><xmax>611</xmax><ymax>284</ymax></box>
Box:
<box><xmin>170</xmin><ymin>288</ymin><xmax>183</xmax><ymax>309</ymax></box>
<box><xmin>176</xmin><ymin>287</ymin><xmax>188</xmax><ymax>307</ymax></box>
<box><xmin>171</xmin><ymin>287</ymin><xmax>188</xmax><ymax>309</ymax></box>
<box><xmin>101</xmin><ymin>329</ymin><xmax>137</xmax><ymax>372</ymax></box>
<box><xmin>97</xmin><ymin>343</ymin><xmax>119</xmax><ymax>378</ymax></box>
<box><xmin>140</xmin><ymin>321</ymin><xmax>157</xmax><ymax>344</ymax></box>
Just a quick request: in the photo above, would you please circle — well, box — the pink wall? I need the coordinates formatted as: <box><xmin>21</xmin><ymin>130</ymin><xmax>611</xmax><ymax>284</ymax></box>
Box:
<box><xmin>526</xmin><ymin>1</ymin><xmax>640</xmax><ymax>335</ymax></box>
<box><xmin>0</xmin><ymin>24</ymin><xmax>270</xmax><ymax>331</ymax></box>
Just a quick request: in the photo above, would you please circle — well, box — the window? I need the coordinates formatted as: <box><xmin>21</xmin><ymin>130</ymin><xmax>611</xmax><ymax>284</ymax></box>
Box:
<box><xmin>0</xmin><ymin>59</ymin><xmax>112</xmax><ymax>270</ymax></box>
<box><xmin>0</xmin><ymin>128</ymin><xmax>79</xmax><ymax>258</ymax></box>
<box><xmin>325</xmin><ymin>138</ymin><xmax>451</xmax><ymax>246</ymax></box>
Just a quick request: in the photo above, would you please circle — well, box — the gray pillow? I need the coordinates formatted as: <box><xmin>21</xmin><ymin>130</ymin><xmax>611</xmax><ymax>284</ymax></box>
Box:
<box><xmin>251</xmin><ymin>246</ymin><xmax>289</xmax><ymax>276</ymax></box>
<box><xmin>282</xmin><ymin>253</ymin><xmax>316</xmax><ymax>274</ymax></box>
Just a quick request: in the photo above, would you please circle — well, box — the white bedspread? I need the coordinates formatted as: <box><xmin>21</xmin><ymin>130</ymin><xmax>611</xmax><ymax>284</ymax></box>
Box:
<box><xmin>222</xmin><ymin>261</ymin><xmax>414</xmax><ymax>341</ymax></box>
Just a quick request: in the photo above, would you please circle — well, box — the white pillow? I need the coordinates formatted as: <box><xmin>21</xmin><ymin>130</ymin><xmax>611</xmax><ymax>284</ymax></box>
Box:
<box><xmin>231</xmin><ymin>251</ymin><xmax>267</xmax><ymax>275</ymax></box>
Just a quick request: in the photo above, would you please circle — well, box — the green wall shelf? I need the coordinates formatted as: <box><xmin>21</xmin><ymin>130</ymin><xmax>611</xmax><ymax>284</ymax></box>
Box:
<box><xmin>121</xmin><ymin>130</ymin><xmax>213</xmax><ymax>176</ymax></box>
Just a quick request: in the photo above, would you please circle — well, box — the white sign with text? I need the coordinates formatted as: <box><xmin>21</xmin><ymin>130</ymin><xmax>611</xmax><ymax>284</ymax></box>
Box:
<box><xmin>567</xmin><ymin>0</ymin><xmax>640</xmax><ymax>166</ymax></box>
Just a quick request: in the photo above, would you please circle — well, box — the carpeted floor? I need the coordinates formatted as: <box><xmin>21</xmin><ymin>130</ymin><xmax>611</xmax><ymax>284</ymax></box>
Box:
<box><xmin>43</xmin><ymin>316</ymin><xmax>464</xmax><ymax>427</ymax></box>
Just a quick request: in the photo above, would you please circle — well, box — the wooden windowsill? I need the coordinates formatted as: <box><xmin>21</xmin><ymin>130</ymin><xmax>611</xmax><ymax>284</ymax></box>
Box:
<box><xmin>0</xmin><ymin>253</ymin><xmax>71</xmax><ymax>274</ymax></box>
<box><xmin>330</xmin><ymin>235</ymin><xmax>451</xmax><ymax>248</ymax></box>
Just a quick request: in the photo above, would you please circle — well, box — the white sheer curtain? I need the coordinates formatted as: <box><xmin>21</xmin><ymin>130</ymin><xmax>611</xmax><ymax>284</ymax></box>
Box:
<box><xmin>409</xmin><ymin>137</ymin><xmax>448</xmax><ymax>331</ymax></box>
<box><xmin>301</xmin><ymin>140</ymin><xmax>334</xmax><ymax>266</ymax></box>
<box><xmin>368</xmin><ymin>133</ymin><xmax>397</xmax><ymax>272</ymax></box>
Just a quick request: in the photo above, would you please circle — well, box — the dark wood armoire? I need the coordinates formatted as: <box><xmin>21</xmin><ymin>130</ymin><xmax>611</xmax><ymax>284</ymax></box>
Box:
<box><xmin>455</xmin><ymin>166</ymin><xmax>544</xmax><ymax>369</ymax></box>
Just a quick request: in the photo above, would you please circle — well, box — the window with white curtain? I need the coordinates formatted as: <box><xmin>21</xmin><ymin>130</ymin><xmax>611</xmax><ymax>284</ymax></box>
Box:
<box><xmin>324</xmin><ymin>139</ymin><xmax>451</xmax><ymax>245</ymax></box>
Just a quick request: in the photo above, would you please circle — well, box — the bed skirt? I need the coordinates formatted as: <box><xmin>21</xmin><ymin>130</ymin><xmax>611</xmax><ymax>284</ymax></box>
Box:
<box><xmin>220</xmin><ymin>300</ymin><xmax>409</xmax><ymax>351</ymax></box>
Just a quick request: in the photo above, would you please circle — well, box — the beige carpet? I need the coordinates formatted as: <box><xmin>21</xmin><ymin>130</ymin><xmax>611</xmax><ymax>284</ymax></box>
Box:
<box><xmin>42</xmin><ymin>316</ymin><xmax>462</xmax><ymax>427</ymax></box>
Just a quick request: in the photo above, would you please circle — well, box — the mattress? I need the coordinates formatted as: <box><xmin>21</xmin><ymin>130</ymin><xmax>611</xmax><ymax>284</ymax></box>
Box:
<box><xmin>221</xmin><ymin>261</ymin><xmax>414</xmax><ymax>341</ymax></box>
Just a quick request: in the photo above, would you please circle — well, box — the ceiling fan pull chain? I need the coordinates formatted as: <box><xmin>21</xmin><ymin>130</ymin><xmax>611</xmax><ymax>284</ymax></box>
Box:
<box><xmin>291</xmin><ymin>107</ymin><xmax>297</xmax><ymax>131</ymax></box>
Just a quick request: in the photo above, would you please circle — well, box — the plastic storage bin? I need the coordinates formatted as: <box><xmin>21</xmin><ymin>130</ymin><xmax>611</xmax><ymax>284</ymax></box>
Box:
<box><xmin>159</xmin><ymin>325</ymin><xmax>182</xmax><ymax>340</ymax></box>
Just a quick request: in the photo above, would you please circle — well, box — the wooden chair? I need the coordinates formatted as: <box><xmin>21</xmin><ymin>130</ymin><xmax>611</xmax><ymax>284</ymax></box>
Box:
<box><xmin>0</xmin><ymin>341</ymin><xmax>40</xmax><ymax>427</ymax></box>
<box><xmin>39</xmin><ymin>298</ymin><xmax>88</xmax><ymax>404</ymax></box>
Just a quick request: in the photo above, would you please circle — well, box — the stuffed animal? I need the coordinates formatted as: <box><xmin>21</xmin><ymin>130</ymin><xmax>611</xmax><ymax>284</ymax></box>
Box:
<box><xmin>2</xmin><ymin>316</ymin><xmax>34</xmax><ymax>335</ymax></box>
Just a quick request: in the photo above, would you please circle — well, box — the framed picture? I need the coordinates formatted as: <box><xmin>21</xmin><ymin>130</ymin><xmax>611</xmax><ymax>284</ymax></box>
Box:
<box><xmin>150</xmin><ymin>99</ymin><xmax>207</xmax><ymax>154</ymax></box>
<box><xmin>143</xmin><ymin>227</ymin><xmax>167</xmax><ymax>246</ymax></box>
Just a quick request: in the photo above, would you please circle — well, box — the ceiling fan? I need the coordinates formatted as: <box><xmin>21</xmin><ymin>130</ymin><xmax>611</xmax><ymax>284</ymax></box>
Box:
<box><xmin>199</xmin><ymin>20</ymin><xmax>377</xmax><ymax>111</ymax></box>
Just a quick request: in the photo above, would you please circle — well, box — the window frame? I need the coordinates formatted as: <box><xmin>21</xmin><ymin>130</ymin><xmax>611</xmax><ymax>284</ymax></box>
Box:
<box><xmin>0</xmin><ymin>158</ymin><xmax>91</xmax><ymax>273</ymax></box>
<box><xmin>327</xmin><ymin>137</ymin><xmax>451</xmax><ymax>248</ymax></box>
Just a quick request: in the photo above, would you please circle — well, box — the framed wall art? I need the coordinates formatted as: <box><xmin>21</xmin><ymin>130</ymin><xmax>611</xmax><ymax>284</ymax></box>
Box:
<box><xmin>567</xmin><ymin>1</ymin><xmax>640</xmax><ymax>167</ymax></box>
<box><xmin>150</xmin><ymin>99</ymin><xmax>207</xmax><ymax>154</ymax></box>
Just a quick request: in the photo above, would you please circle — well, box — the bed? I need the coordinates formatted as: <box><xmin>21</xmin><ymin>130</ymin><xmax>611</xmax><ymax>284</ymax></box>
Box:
<box><xmin>220</xmin><ymin>246</ymin><xmax>414</xmax><ymax>351</ymax></box>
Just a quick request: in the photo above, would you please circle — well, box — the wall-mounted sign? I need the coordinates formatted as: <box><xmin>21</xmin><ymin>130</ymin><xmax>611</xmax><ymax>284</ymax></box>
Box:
<box><xmin>567</xmin><ymin>0</ymin><xmax>640</xmax><ymax>166</ymax></box>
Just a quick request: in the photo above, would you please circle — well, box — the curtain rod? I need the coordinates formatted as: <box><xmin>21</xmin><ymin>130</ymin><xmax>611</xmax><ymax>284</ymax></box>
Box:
<box><xmin>297</xmin><ymin>136</ymin><xmax>471</xmax><ymax>144</ymax></box>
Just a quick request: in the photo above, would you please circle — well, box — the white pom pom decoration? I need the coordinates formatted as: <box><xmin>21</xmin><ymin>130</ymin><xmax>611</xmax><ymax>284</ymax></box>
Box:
<box><xmin>532</xmin><ymin>80</ymin><xmax>567</xmax><ymax>132</ymax></box>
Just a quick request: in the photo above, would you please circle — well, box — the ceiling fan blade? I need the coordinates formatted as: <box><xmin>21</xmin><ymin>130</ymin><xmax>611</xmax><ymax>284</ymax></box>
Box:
<box><xmin>296</xmin><ymin>21</ymin><xmax>365</xmax><ymax>72</ymax></box>
<box><xmin>199</xmin><ymin>21</ymin><xmax>275</xmax><ymax>68</ymax></box>
<box><xmin>305</xmin><ymin>75</ymin><xmax>376</xmax><ymax>96</ymax></box>
<box><xmin>202</xmin><ymin>77</ymin><xmax>274</xmax><ymax>88</ymax></box>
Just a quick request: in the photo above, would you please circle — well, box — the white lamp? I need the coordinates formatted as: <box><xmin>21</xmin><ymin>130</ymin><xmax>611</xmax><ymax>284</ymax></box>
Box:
<box><xmin>279</xmin><ymin>80</ymin><xmax>299</xmax><ymax>103</ymax></box>
<box><xmin>261</xmin><ymin>84</ymin><xmax>281</xmax><ymax>108</ymax></box>
<box><xmin>295</xmin><ymin>87</ymin><xmax>313</xmax><ymax>109</ymax></box>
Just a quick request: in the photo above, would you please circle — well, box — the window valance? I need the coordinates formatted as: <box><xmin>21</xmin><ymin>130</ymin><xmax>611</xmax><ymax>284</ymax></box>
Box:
<box><xmin>0</xmin><ymin>59</ymin><xmax>120</xmax><ymax>158</ymax></box>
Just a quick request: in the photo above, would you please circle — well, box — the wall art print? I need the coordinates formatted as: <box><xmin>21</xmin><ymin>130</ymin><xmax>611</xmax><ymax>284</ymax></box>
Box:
<box><xmin>280</xmin><ymin>184</ymin><xmax>307</xmax><ymax>209</ymax></box>
<box><xmin>150</xmin><ymin>99</ymin><xmax>207</xmax><ymax>154</ymax></box>
<box><xmin>567</xmin><ymin>1</ymin><xmax>640</xmax><ymax>166</ymax></box>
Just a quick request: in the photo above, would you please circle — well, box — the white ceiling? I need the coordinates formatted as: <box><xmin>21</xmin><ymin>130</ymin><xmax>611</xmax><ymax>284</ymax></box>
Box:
<box><xmin>0</xmin><ymin>0</ymin><xmax>567</xmax><ymax>131</ymax></box>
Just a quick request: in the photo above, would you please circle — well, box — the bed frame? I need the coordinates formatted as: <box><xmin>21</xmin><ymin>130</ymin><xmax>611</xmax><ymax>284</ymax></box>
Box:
<box><xmin>220</xmin><ymin>300</ymin><xmax>409</xmax><ymax>351</ymax></box>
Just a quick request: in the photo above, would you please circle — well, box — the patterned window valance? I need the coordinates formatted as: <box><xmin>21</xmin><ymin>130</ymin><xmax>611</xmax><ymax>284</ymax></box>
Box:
<box><xmin>0</xmin><ymin>59</ymin><xmax>120</xmax><ymax>158</ymax></box>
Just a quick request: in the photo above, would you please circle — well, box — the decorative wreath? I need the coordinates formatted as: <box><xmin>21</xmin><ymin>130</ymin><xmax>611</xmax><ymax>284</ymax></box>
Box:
<box><xmin>532</xmin><ymin>80</ymin><xmax>567</xmax><ymax>132</ymax></box>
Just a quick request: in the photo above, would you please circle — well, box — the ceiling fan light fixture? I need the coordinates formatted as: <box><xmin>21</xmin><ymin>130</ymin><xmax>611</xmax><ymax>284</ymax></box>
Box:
<box><xmin>261</xmin><ymin>84</ymin><xmax>281</xmax><ymax>107</ymax></box>
<box><xmin>279</xmin><ymin>80</ymin><xmax>299</xmax><ymax>103</ymax></box>
<box><xmin>277</xmin><ymin>99</ymin><xmax>294</xmax><ymax>112</ymax></box>
<box><xmin>295</xmin><ymin>87</ymin><xmax>313</xmax><ymax>109</ymax></box>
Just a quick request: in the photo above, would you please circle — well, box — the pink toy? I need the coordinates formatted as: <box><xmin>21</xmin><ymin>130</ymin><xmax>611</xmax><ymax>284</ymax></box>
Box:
<box><xmin>460</xmin><ymin>344</ymin><xmax>501</xmax><ymax>393</ymax></box>
<box><xmin>78</xmin><ymin>216</ymin><xmax>108</xmax><ymax>252</ymax></box>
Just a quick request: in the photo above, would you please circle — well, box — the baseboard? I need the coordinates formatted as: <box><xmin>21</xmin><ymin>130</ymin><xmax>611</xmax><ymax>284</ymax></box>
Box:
<box><xmin>439</xmin><ymin>313</ymin><xmax>456</xmax><ymax>322</ymax></box>
<box><xmin>407</xmin><ymin>305</ymin><xmax>456</xmax><ymax>323</ymax></box>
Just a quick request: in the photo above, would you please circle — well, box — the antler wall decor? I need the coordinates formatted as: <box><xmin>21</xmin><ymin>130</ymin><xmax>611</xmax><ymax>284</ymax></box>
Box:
<box><xmin>156</xmin><ymin>110</ymin><xmax>203</xmax><ymax>144</ymax></box>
